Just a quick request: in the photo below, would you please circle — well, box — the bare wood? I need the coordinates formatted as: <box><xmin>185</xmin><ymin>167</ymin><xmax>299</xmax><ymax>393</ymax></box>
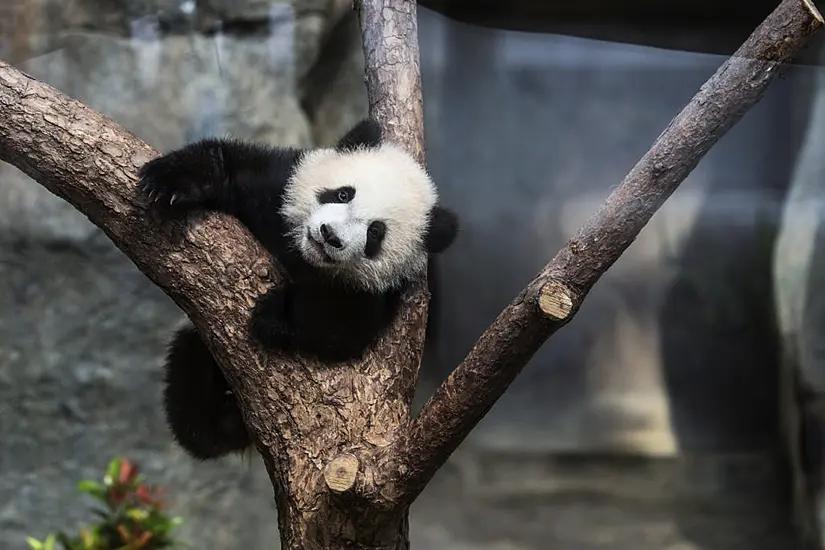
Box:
<box><xmin>324</xmin><ymin>454</ymin><xmax>361</xmax><ymax>493</ymax></box>
<box><xmin>538</xmin><ymin>282</ymin><xmax>575</xmax><ymax>320</ymax></box>
<box><xmin>387</xmin><ymin>0</ymin><xmax>825</xmax><ymax>506</ymax></box>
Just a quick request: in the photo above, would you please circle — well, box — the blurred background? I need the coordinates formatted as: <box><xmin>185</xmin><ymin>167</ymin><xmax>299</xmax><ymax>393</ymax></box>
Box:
<box><xmin>1</xmin><ymin>1</ymin><xmax>824</xmax><ymax>548</ymax></box>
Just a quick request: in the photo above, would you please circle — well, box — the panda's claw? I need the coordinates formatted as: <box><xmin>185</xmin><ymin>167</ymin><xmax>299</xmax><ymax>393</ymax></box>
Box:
<box><xmin>138</xmin><ymin>159</ymin><xmax>185</xmax><ymax>208</ymax></box>
<box><xmin>137</xmin><ymin>142</ymin><xmax>228</xmax><ymax>211</ymax></box>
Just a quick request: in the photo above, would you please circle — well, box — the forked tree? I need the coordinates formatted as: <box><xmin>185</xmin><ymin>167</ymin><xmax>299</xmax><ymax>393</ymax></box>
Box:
<box><xmin>0</xmin><ymin>0</ymin><xmax>822</xmax><ymax>548</ymax></box>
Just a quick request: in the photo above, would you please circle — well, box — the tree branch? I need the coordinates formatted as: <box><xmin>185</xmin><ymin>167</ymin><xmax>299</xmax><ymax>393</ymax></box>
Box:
<box><xmin>389</xmin><ymin>0</ymin><xmax>825</xmax><ymax>505</ymax></box>
<box><xmin>358</xmin><ymin>0</ymin><xmax>426</xmax><ymax>163</ymax></box>
<box><xmin>354</xmin><ymin>0</ymin><xmax>430</xmax><ymax>411</ymax></box>
<box><xmin>0</xmin><ymin>62</ymin><xmax>274</xmax><ymax>339</ymax></box>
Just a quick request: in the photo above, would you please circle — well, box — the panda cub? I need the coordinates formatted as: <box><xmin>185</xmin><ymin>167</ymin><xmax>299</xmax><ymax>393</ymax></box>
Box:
<box><xmin>138</xmin><ymin>118</ymin><xmax>459</xmax><ymax>460</ymax></box>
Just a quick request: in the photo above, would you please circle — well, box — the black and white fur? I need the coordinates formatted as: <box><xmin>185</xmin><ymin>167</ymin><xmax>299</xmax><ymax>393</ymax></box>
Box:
<box><xmin>138</xmin><ymin>119</ymin><xmax>458</xmax><ymax>460</ymax></box>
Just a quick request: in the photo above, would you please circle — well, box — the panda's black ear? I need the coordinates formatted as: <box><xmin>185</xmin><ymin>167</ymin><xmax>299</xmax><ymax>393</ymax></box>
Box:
<box><xmin>424</xmin><ymin>206</ymin><xmax>459</xmax><ymax>254</ymax></box>
<box><xmin>336</xmin><ymin>119</ymin><xmax>382</xmax><ymax>151</ymax></box>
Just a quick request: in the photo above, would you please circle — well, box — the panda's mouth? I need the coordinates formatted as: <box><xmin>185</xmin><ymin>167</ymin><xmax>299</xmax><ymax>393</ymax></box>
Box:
<box><xmin>307</xmin><ymin>231</ymin><xmax>337</xmax><ymax>264</ymax></box>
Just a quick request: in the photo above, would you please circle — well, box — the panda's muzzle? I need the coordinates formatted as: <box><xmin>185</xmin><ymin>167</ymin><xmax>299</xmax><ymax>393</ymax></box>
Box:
<box><xmin>307</xmin><ymin>228</ymin><xmax>338</xmax><ymax>264</ymax></box>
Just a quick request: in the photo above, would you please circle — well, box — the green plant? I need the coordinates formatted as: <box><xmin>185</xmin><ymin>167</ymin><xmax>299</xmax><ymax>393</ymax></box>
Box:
<box><xmin>27</xmin><ymin>457</ymin><xmax>184</xmax><ymax>550</ymax></box>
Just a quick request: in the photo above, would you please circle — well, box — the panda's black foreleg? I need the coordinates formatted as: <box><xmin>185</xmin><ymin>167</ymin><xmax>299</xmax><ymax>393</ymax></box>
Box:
<box><xmin>137</xmin><ymin>138</ymin><xmax>291</xmax><ymax>213</ymax></box>
<box><xmin>248</xmin><ymin>286</ymin><xmax>295</xmax><ymax>353</ymax></box>
<box><xmin>162</xmin><ymin>324</ymin><xmax>252</xmax><ymax>460</ymax></box>
<box><xmin>138</xmin><ymin>139</ymin><xmax>234</xmax><ymax>210</ymax></box>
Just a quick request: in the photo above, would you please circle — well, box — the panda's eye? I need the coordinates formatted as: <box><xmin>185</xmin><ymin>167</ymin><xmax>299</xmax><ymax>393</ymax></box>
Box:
<box><xmin>367</xmin><ymin>221</ymin><xmax>386</xmax><ymax>240</ymax></box>
<box><xmin>317</xmin><ymin>186</ymin><xmax>355</xmax><ymax>204</ymax></box>
<box><xmin>364</xmin><ymin>221</ymin><xmax>386</xmax><ymax>258</ymax></box>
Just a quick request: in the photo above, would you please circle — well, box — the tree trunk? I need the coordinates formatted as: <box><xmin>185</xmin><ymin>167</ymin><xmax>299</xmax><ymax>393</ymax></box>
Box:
<box><xmin>277</xmin><ymin>506</ymin><xmax>410</xmax><ymax>550</ymax></box>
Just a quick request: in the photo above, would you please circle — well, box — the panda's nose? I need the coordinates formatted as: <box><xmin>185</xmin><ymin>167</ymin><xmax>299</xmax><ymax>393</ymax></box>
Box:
<box><xmin>320</xmin><ymin>224</ymin><xmax>343</xmax><ymax>248</ymax></box>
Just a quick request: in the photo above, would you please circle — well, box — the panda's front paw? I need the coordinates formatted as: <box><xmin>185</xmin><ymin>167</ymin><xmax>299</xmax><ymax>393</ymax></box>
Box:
<box><xmin>249</xmin><ymin>287</ymin><xmax>295</xmax><ymax>352</ymax></box>
<box><xmin>138</xmin><ymin>142</ymin><xmax>226</xmax><ymax>209</ymax></box>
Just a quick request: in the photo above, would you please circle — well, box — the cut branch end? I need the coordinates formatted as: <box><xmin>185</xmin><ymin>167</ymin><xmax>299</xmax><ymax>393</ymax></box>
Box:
<box><xmin>538</xmin><ymin>282</ymin><xmax>575</xmax><ymax>321</ymax></box>
<box><xmin>803</xmin><ymin>0</ymin><xmax>824</xmax><ymax>23</ymax></box>
<box><xmin>324</xmin><ymin>454</ymin><xmax>360</xmax><ymax>494</ymax></box>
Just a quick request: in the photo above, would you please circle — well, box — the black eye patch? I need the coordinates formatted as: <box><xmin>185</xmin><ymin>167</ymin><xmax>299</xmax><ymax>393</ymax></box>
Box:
<box><xmin>317</xmin><ymin>186</ymin><xmax>356</xmax><ymax>204</ymax></box>
<box><xmin>364</xmin><ymin>221</ymin><xmax>386</xmax><ymax>258</ymax></box>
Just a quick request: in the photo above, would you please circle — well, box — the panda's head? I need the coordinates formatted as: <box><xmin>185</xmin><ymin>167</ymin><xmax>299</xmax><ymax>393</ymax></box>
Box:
<box><xmin>280</xmin><ymin>119</ymin><xmax>458</xmax><ymax>293</ymax></box>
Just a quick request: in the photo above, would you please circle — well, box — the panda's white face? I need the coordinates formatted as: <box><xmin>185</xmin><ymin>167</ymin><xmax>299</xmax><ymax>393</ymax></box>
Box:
<box><xmin>280</xmin><ymin>142</ymin><xmax>438</xmax><ymax>292</ymax></box>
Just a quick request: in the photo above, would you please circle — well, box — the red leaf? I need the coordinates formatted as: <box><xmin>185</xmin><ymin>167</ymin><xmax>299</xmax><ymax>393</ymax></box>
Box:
<box><xmin>118</xmin><ymin>459</ymin><xmax>138</xmax><ymax>484</ymax></box>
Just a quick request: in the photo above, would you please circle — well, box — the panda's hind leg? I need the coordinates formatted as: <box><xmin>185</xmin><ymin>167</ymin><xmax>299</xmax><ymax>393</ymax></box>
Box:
<box><xmin>161</xmin><ymin>324</ymin><xmax>251</xmax><ymax>460</ymax></box>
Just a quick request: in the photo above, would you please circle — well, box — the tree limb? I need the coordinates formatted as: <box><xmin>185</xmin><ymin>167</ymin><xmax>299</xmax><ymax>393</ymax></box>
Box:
<box><xmin>355</xmin><ymin>0</ymin><xmax>430</xmax><ymax>412</ymax></box>
<box><xmin>359</xmin><ymin>0</ymin><xmax>426</xmax><ymax>164</ymax></box>
<box><xmin>388</xmin><ymin>0</ymin><xmax>825</xmax><ymax>505</ymax></box>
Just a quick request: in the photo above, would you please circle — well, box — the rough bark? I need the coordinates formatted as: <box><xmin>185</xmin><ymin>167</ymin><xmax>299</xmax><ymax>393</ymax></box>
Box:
<box><xmin>385</xmin><ymin>0</ymin><xmax>825</xmax><ymax>505</ymax></box>
<box><xmin>358</xmin><ymin>0</ymin><xmax>426</xmax><ymax>165</ymax></box>
<box><xmin>0</xmin><ymin>0</ymin><xmax>822</xmax><ymax>547</ymax></box>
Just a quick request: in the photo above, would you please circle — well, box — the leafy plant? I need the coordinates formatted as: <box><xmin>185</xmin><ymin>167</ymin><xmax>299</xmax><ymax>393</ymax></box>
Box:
<box><xmin>27</xmin><ymin>457</ymin><xmax>184</xmax><ymax>550</ymax></box>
